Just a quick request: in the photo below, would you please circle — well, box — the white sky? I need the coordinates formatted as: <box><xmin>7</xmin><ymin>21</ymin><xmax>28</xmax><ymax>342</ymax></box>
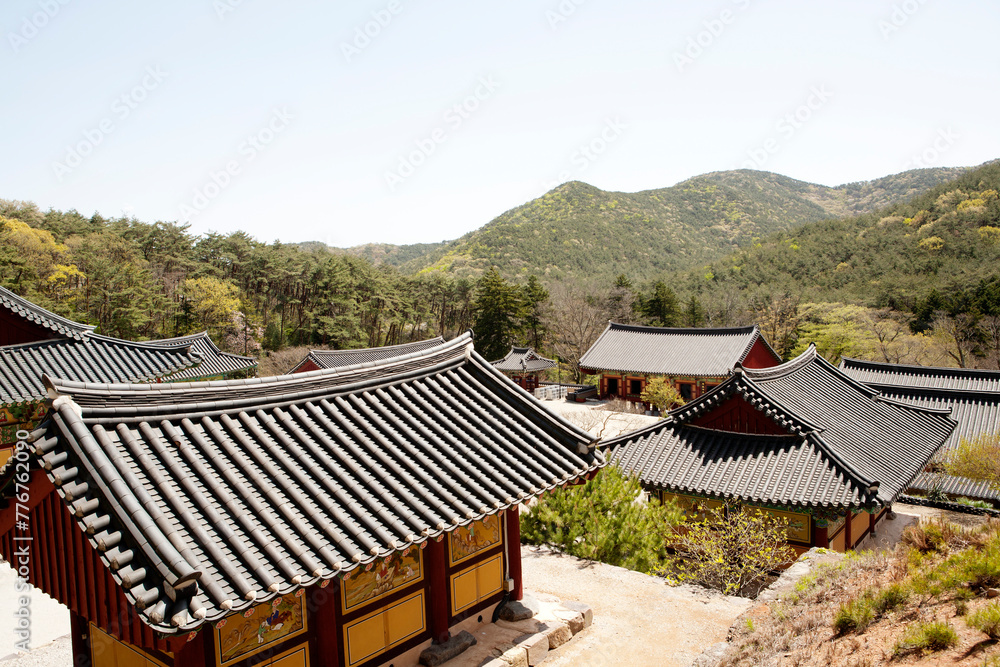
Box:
<box><xmin>2</xmin><ymin>0</ymin><xmax>998</xmax><ymax>247</ymax></box>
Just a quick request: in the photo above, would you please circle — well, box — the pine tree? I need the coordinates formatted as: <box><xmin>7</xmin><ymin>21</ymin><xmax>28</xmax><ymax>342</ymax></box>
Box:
<box><xmin>643</xmin><ymin>281</ymin><xmax>680</xmax><ymax>327</ymax></box>
<box><xmin>522</xmin><ymin>275</ymin><xmax>549</xmax><ymax>350</ymax></box>
<box><xmin>472</xmin><ymin>267</ymin><xmax>526</xmax><ymax>361</ymax></box>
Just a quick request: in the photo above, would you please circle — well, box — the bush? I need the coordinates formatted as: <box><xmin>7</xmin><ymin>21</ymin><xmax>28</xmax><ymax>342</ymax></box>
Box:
<box><xmin>968</xmin><ymin>602</ymin><xmax>1000</xmax><ymax>639</ymax></box>
<box><xmin>833</xmin><ymin>597</ymin><xmax>875</xmax><ymax>634</ymax></box>
<box><xmin>955</xmin><ymin>497</ymin><xmax>995</xmax><ymax>510</ymax></box>
<box><xmin>894</xmin><ymin>621</ymin><xmax>959</xmax><ymax>654</ymax></box>
<box><xmin>639</xmin><ymin>377</ymin><xmax>684</xmax><ymax>413</ymax></box>
<box><xmin>873</xmin><ymin>583</ymin><xmax>909</xmax><ymax>615</ymax></box>
<box><xmin>661</xmin><ymin>501</ymin><xmax>796</xmax><ymax>597</ymax></box>
<box><xmin>520</xmin><ymin>465</ymin><xmax>684</xmax><ymax>572</ymax></box>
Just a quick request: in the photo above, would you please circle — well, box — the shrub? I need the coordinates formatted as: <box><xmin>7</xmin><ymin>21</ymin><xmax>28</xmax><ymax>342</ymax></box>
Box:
<box><xmin>968</xmin><ymin>602</ymin><xmax>1000</xmax><ymax>639</ymax></box>
<box><xmin>894</xmin><ymin>621</ymin><xmax>959</xmax><ymax>654</ymax></box>
<box><xmin>955</xmin><ymin>497</ymin><xmax>994</xmax><ymax>510</ymax></box>
<box><xmin>520</xmin><ymin>465</ymin><xmax>684</xmax><ymax>572</ymax></box>
<box><xmin>873</xmin><ymin>583</ymin><xmax>909</xmax><ymax>615</ymax></box>
<box><xmin>660</xmin><ymin>501</ymin><xmax>795</xmax><ymax>597</ymax></box>
<box><xmin>639</xmin><ymin>377</ymin><xmax>684</xmax><ymax>413</ymax></box>
<box><xmin>833</xmin><ymin>597</ymin><xmax>875</xmax><ymax>634</ymax></box>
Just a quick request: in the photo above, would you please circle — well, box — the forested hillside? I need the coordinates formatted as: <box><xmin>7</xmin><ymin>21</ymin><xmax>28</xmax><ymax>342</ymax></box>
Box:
<box><xmin>394</xmin><ymin>166</ymin><xmax>966</xmax><ymax>283</ymax></box>
<box><xmin>672</xmin><ymin>160</ymin><xmax>1000</xmax><ymax>368</ymax></box>
<box><xmin>0</xmin><ymin>201</ymin><xmax>478</xmax><ymax>357</ymax></box>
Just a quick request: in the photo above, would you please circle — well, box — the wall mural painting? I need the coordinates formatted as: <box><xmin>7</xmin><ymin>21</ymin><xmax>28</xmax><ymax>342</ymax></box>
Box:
<box><xmin>342</xmin><ymin>547</ymin><xmax>423</xmax><ymax>613</ymax></box>
<box><xmin>449</xmin><ymin>514</ymin><xmax>502</xmax><ymax>566</ymax></box>
<box><xmin>215</xmin><ymin>590</ymin><xmax>307</xmax><ymax>666</ymax></box>
<box><xmin>768</xmin><ymin>509</ymin><xmax>812</xmax><ymax>543</ymax></box>
<box><xmin>827</xmin><ymin>514</ymin><xmax>847</xmax><ymax>536</ymax></box>
<box><xmin>666</xmin><ymin>493</ymin><xmax>723</xmax><ymax>522</ymax></box>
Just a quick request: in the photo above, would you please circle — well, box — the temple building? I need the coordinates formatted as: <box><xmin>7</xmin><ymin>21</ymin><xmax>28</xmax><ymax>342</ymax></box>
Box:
<box><xmin>490</xmin><ymin>347</ymin><xmax>557</xmax><ymax>392</ymax></box>
<box><xmin>0</xmin><ymin>287</ymin><xmax>256</xmax><ymax>463</ymax></box>
<box><xmin>287</xmin><ymin>338</ymin><xmax>445</xmax><ymax>374</ymax></box>
<box><xmin>840</xmin><ymin>357</ymin><xmax>1000</xmax><ymax>504</ymax></box>
<box><xmin>0</xmin><ymin>333</ymin><xmax>602</xmax><ymax>667</ymax></box>
<box><xmin>579</xmin><ymin>323</ymin><xmax>782</xmax><ymax>403</ymax></box>
<box><xmin>606</xmin><ymin>346</ymin><xmax>956</xmax><ymax>554</ymax></box>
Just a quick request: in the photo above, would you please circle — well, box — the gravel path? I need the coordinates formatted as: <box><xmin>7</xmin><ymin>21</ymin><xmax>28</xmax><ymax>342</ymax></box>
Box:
<box><xmin>521</xmin><ymin>545</ymin><xmax>752</xmax><ymax>667</ymax></box>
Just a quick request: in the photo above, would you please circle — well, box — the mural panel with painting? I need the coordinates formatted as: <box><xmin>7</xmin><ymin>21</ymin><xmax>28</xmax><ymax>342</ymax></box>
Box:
<box><xmin>448</xmin><ymin>514</ymin><xmax>502</xmax><ymax>567</ymax></box>
<box><xmin>215</xmin><ymin>590</ymin><xmax>307</xmax><ymax>665</ymax></box>
<box><xmin>342</xmin><ymin>547</ymin><xmax>424</xmax><ymax>613</ymax></box>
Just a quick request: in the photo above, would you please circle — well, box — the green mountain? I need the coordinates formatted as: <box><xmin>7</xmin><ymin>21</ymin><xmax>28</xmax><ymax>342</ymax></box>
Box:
<box><xmin>381</xmin><ymin>166</ymin><xmax>966</xmax><ymax>283</ymax></box>
<box><xmin>687</xmin><ymin>160</ymin><xmax>1000</xmax><ymax>307</ymax></box>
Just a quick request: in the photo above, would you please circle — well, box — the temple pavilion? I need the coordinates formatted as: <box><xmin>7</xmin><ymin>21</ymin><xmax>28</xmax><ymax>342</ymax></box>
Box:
<box><xmin>490</xmin><ymin>347</ymin><xmax>557</xmax><ymax>392</ymax></box>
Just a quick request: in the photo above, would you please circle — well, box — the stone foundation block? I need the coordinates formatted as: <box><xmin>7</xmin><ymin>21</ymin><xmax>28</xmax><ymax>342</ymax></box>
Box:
<box><xmin>560</xmin><ymin>600</ymin><xmax>593</xmax><ymax>628</ymax></box>
<box><xmin>553</xmin><ymin>609</ymin><xmax>585</xmax><ymax>635</ymax></box>
<box><xmin>419</xmin><ymin>630</ymin><xmax>477</xmax><ymax>666</ymax></box>
<box><xmin>515</xmin><ymin>632</ymin><xmax>548</xmax><ymax>666</ymax></box>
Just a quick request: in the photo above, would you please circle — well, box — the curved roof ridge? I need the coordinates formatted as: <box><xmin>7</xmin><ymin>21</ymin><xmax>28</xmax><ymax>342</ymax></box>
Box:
<box><xmin>606</xmin><ymin>321</ymin><xmax>759</xmax><ymax>336</ymax></box>
<box><xmin>45</xmin><ymin>334</ymin><xmax>474</xmax><ymax>419</ymax></box>
<box><xmin>841</xmin><ymin>356</ymin><xmax>1000</xmax><ymax>380</ymax></box>
<box><xmin>310</xmin><ymin>336</ymin><xmax>445</xmax><ymax>359</ymax></box>
<box><xmin>0</xmin><ymin>286</ymin><xmax>95</xmax><ymax>340</ymax></box>
<box><xmin>78</xmin><ymin>332</ymin><xmax>198</xmax><ymax>355</ymax></box>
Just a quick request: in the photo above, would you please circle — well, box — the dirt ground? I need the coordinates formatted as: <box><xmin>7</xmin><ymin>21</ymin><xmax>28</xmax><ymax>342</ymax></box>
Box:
<box><xmin>521</xmin><ymin>545</ymin><xmax>753</xmax><ymax>667</ymax></box>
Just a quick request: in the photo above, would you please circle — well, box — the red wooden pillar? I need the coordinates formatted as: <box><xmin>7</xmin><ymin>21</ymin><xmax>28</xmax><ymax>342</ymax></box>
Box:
<box><xmin>171</xmin><ymin>627</ymin><xmax>211</xmax><ymax>667</ymax></box>
<box><xmin>869</xmin><ymin>509</ymin><xmax>877</xmax><ymax>536</ymax></box>
<box><xmin>71</xmin><ymin>610</ymin><xmax>89</xmax><ymax>667</ymax></box>
<box><xmin>426</xmin><ymin>538</ymin><xmax>450</xmax><ymax>644</ymax></box>
<box><xmin>505</xmin><ymin>507</ymin><xmax>523</xmax><ymax>601</ymax></box>
<box><xmin>845</xmin><ymin>510</ymin><xmax>853</xmax><ymax>550</ymax></box>
<box><xmin>311</xmin><ymin>582</ymin><xmax>341</xmax><ymax>666</ymax></box>
<box><xmin>813</xmin><ymin>517</ymin><xmax>829</xmax><ymax>549</ymax></box>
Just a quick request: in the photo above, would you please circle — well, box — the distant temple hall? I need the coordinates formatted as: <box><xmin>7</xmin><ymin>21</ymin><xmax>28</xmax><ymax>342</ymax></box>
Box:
<box><xmin>579</xmin><ymin>323</ymin><xmax>782</xmax><ymax>403</ymax></box>
<box><xmin>0</xmin><ymin>334</ymin><xmax>602</xmax><ymax>667</ymax></box>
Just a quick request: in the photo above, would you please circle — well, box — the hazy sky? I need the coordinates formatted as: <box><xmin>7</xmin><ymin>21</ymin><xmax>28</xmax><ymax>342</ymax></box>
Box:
<box><xmin>3</xmin><ymin>1</ymin><xmax>999</xmax><ymax>247</ymax></box>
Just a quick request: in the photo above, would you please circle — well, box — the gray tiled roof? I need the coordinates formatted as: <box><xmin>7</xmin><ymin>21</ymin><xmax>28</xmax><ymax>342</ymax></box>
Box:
<box><xmin>840</xmin><ymin>358</ymin><xmax>1000</xmax><ymax>501</ymax></box>
<box><xmin>607</xmin><ymin>346</ymin><xmax>956</xmax><ymax>508</ymax></box>
<box><xmin>911</xmin><ymin>472</ymin><xmax>1000</xmax><ymax>502</ymax></box>
<box><xmin>579</xmin><ymin>322</ymin><xmax>777</xmax><ymax>377</ymax></box>
<box><xmin>491</xmin><ymin>347</ymin><xmax>557</xmax><ymax>373</ymax></box>
<box><xmin>0</xmin><ymin>287</ymin><xmax>94</xmax><ymax>341</ymax></box>
<box><xmin>287</xmin><ymin>337</ymin><xmax>444</xmax><ymax>373</ymax></box>
<box><xmin>144</xmin><ymin>332</ymin><xmax>257</xmax><ymax>380</ymax></box>
<box><xmin>0</xmin><ymin>337</ymin><xmax>198</xmax><ymax>405</ymax></box>
<box><xmin>30</xmin><ymin>333</ymin><xmax>602</xmax><ymax>634</ymax></box>
<box><xmin>840</xmin><ymin>357</ymin><xmax>1000</xmax><ymax>392</ymax></box>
